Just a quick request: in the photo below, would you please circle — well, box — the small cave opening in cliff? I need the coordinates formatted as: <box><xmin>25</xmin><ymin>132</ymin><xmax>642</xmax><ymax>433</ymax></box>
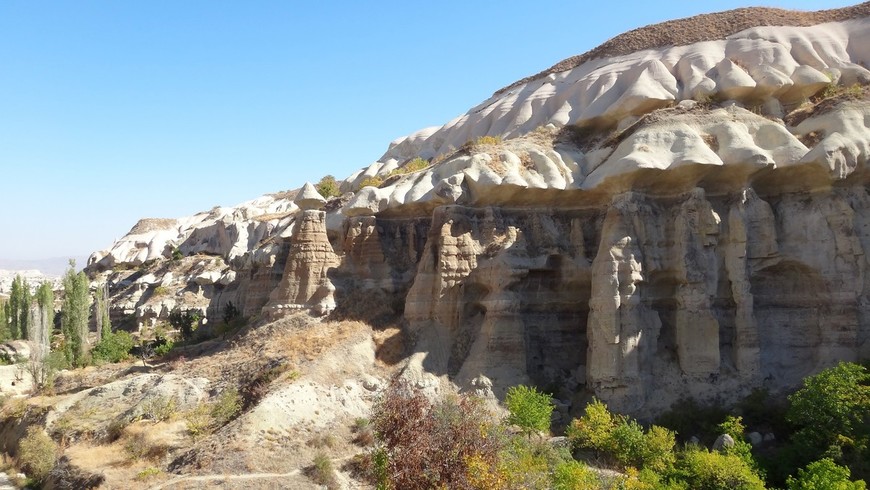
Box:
<box><xmin>512</xmin><ymin>255</ymin><xmax>591</xmax><ymax>390</ymax></box>
<box><xmin>750</xmin><ymin>260</ymin><xmax>825</xmax><ymax>384</ymax></box>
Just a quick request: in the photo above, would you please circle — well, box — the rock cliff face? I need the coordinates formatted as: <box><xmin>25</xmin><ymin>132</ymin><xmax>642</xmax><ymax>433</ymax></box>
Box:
<box><xmin>88</xmin><ymin>4</ymin><xmax>870</xmax><ymax>415</ymax></box>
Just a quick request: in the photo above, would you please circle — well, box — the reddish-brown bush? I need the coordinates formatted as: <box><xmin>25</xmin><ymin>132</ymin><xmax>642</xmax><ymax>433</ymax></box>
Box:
<box><xmin>370</xmin><ymin>379</ymin><xmax>503</xmax><ymax>489</ymax></box>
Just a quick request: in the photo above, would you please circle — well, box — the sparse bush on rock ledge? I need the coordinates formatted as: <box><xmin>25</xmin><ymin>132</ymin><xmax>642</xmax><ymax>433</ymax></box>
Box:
<box><xmin>17</xmin><ymin>426</ymin><xmax>57</xmax><ymax>484</ymax></box>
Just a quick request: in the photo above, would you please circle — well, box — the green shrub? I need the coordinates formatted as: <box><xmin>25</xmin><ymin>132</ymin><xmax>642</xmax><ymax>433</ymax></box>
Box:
<box><xmin>135</xmin><ymin>467</ymin><xmax>162</xmax><ymax>481</ymax></box>
<box><xmin>464</xmin><ymin>135</ymin><xmax>503</xmax><ymax>149</ymax></box>
<box><xmin>141</xmin><ymin>396</ymin><xmax>176</xmax><ymax>422</ymax></box>
<box><xmin>168</xmin><ymin>308</ymin><xmax>200</xmax><ymax>342</ymax></box>
<box><xmin>358</xmin><ymin>176</ymin><xmax>384</xmax><ymax>189</ymax></box>
<box><xmin>371</xmin><ymin>446</ymin><xmax>389</xmax><ymax>489</ymax></box>
<box><xmin>388</xmin><ymin>157</ymin><xmax>430</xmax><ymax>178</ymax></box>
<box><xmin>551</xmin><ymin>460</ymin><xmax>599</xmax><ymax>490</ymax></box>
<box><xmin>816</xmin><ymin>83</ymin><xmax>865</xmax><ymax>101</ymax></box>
<box><xmin>568</xmin><ymin>399</ymin><xmax>676</xmax><ymax>474</ymax></box>
<box><xmin>611</xmin><ymin>418</ymin><xmax>646</xmax><ymax>468</ymax></box>
<box><xmin>184</xmin><ymin>388</ymin><xmax>242</xmax><ymax>439</ymax></box>
<box><xmin>17</xmin><ymin>427</ymin><xmax>57</xmax><ymax>482</ymax></box>
<box><xmin>211</xmin><ymin>388</ymin><xmax>242</xmax><ymax>427</ymax></box>
<box><xmin>310</xmin><ymin>452</ymin><xmax>338</xmax><ymax>489</ymax></box>
<box><xmin>787</xmin><ymin>362</ymin><xmax>870</xmax><ymax>476</ymax></box>
<box><xmin>315</xmin><ymin>175</ymin><xmax>341</xmax><ymax>198</ymax></box>
<box><xmin>567</xmin><ymin>398</ymin><xmax>616</xmax><ymax>453</ymax></box>
<box><xmin>677</xmin><ymin>446</ymin><xmax>765</xmax><ymax>490</ymax></box>
<box><xmin>222</xmin><ymin>301</ymin><xmax>240</xmax><ymax>325</ymax></box>
<box><xmin>642</xmin><ymin>425</ymin><xmax>677</xmax><ymax>473</ymax></box>
<box><xmin>92</xmin><ymin>330</ymin><xmax>134</xmax><ymax>363</ymax></box>
<box><xmin>504</xmin><ymin>385</ymin><xmax>554</xmax><ymax>438</ymax></box>
<box><xmin>152</xmin><ymin>286</ymin><xmax>169</xmax><ymax>297</ymax></box>
<box><xmin>497</xmin><ymin>436</ymin><xmax>562</xmax><ymax>489</ymax></box>
<box><xmin>786</xmin><ymin>458</ymin><xmax>867</xmax><ymax>490</ymax></box>
<box><xmin>185</xmin><ymin>403</ymin><xmax>212</xmax><ymax>440</ymax></box>
<box><xmin>154</xmin><ymin>338</ymin><xmax>174</xmax><ymax>357</ymax></box>
<box><xmin>716</xmin><ymin>415</ymin><xmax>758</xmax><ymax>473</ymax></box>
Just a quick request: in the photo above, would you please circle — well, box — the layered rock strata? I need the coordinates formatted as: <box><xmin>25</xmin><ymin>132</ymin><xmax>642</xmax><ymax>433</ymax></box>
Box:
<box><xmin>265</xmin><ymin>210</ymin><xmax>339</xmax><ymax>317</ymax></box>
<box><xmin>87</xmin><ymin>6</ymin><xmax>870</xmax><ymax>415</ymax></box>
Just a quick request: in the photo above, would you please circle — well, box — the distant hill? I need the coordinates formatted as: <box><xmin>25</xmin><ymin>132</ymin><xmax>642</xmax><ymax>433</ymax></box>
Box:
<box><xmin>0</xmin><ymin>256</ymin><xmax>87</xmax><ymax>278</ymax></box>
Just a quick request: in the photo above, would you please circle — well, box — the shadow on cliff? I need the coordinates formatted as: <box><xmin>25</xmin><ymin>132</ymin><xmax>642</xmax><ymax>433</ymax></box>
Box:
<box><xmin>327</xmin><ymin>286</ymin><xmax>410</xmax><ymax>366</ymax></box>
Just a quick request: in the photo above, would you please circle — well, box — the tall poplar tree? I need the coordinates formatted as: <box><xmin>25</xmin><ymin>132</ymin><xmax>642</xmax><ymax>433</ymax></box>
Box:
<box><xmin>61</xmin><ymin>261</ymin><xmax>90</xmax><ymax>367</ymax></box>
<box><xmin>7</xmin><ymin>275</ymin><xmax>31</xmax><ymax>340</ymax></box>
<box><xmin>34</xmin><ymin>281</ymin><xmax>54</xmax><ymax>350</ymax></box>
<box><xmin>0</xmin><ymin>299</ymin><xmax>7</xmax><ymax>340</ymax></box>
<box><xmin>93</xmin><ymin>284</ymin><xmax>111</xmax><ymax>342</ymax></box>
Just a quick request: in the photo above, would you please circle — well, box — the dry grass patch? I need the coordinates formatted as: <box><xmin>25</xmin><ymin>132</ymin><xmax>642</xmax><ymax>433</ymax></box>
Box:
<box><xmin>65</xmin><ymin>442</ymin><xmax>168</xmax><ymax>489</ymax></box>
<box><xmin>701</xmin><ymin>133</ymin><xmax>719</xmax><ymax>153</ymax></box>
<box><xmin>277</xmin><ymin>320</ymin><xmax>370</xmax><ymax>363</ymax></box>
<box><xmin>268</xmin><ymin>189</ymin><xmax>298</xmax><ymax>200</ymax></box>
<box><xmin>50</xmin><ymin>401</ymin><xmax>127</xmax><ymax>444</ymax></box>
<box><xmin>119</xmin><ymin>420</ymin><xmax>182</xmax><ymax>464</ymax></box>
<box><xmin>486</xmin><ymin>157</ymin><xmax>509</xmax><ymax>176</ymax></box>
<box><xmin>785</xmin><ymin>83</ymin><xmax>870</xmax><ymax>126</ymax></box>
<box><xmin>518</xmin><ymin>150</ymin><xmax>535</xmax><ymax>170</ymax></box>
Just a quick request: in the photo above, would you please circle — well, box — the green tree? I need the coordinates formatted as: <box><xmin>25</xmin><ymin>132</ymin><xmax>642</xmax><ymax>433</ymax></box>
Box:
<box><xmin>610</xmin><ymin>417</ymin><xmax>646</xmax><ymax>468</ymax></box>
<box><xmin>92</xmin><ymin>330</ymin><xmax>133</xmax><ymax>363</ymax></box>
<box><xmin>716</xmin><ymin>415</ymin><xmax>758</xmax><ymax>473</ymax></box>
<box><xmin>169</xmin><ymin>308</ymin><xmax>200</xmax><ymax>342</ymax></box>
<box><xmin>787</xmin><ymin>458</ymin><xmax>867</xmax><ymax>490</ymax></box>
<box><xmin>551</xmin><ymin>460</ymin><xmax>600</xmax><ymax>490</ymax></box>
<box><xmin>642</xmin><ymin>424</ymin><xmax>678</xmax><ymax>473</ymax></box>
<box><xmin>567</xmin><ymin>398</ymin><xmax>616</xmax><ymax>454</ymax></box>
<box><xmin>7</xmin><ymin>275</ymin><xmax>31</xmax><ymax>339</ymax></box>
<box><xmin>0</xmin><ymin>299</ymin><xmax>7</xmax><ymax>340</ymax></box>
<box><xmin>315</xmin><ymin>175</ymin><xmax>340</xmax><ymax>198</ymax></box>
<box><xmin>93</xmin><ymin>283</ymin><xmax>111</xmax><ymax>342</ymax></box>
<box><xmin>505</xmin><ymin>385</ymin><xmax>554</xmax><ymax>438</ymax></box>
<box><xmin>34</xmin><ymin>281</ymin><xmax>54</xmax><ymax>348</ymax></box>
<box><xmin>677</xmin><ymin>446</ymin><xmax>766</xmax><ymax>490</ymax></box>
<box><xmin>787</xmin><ymin>362</ymin><xmax>870</xmax><ymax>476</ymax></box>
<box><xmin>61</xmin><ymin>261</ymin><xmax>90</xmax><ymax>367</ymax></box>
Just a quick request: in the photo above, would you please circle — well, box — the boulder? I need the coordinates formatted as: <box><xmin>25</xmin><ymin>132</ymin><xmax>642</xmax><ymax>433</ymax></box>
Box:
<box><xmin>712</xmin><ymin>434</ymin><xmax>735</xmax><ymax>452</ymax></box>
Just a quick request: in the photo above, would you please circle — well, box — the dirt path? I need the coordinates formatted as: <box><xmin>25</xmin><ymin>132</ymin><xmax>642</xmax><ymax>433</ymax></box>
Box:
<box><xmin>147</xmin><ymin>469</ymin><xmax>303</xmax><ymax>489</ymax></box>
<box><xmin>148</xmin><ymin>455</ymin><xmax>356</xmax><ymax>489</ymax></box>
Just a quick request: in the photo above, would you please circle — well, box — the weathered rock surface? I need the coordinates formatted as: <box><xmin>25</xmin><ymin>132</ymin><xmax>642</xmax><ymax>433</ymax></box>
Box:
<box><xmin>87</xmin><ymin>7</ymin><xmax>870</xmax><ymax>416</ymax></box>
<box><xmin>265</xmin><ymin>210</ymin><xmax>339</xmax><ymax>317</ymax></box>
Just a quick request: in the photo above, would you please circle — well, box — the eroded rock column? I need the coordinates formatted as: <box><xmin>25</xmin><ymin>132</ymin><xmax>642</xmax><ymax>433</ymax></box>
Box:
<box><xmin>722</xmin><ymin>189</ymin><xmax>772</xmax><ymax>379</ymax></box>
<box><xmin>587</xmin><ymin>193</ymin><xmax>660</xmax><ymax>412</ymax></box>
<box><xmin>674</xmin><ymin>189</ymin><xmax>721</xmax><ymax>376</ymax></box>
<box><xmin>265</xmin><ymin>183</ymin><xmax>338</xmax><ymax>316</ymax></box>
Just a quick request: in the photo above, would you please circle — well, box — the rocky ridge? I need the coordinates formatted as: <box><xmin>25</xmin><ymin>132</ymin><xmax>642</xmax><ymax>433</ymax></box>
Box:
<box><xmin>87</xmin><ymin>4</ymin><xmax>870</xmax><ymax>415</ymax></box>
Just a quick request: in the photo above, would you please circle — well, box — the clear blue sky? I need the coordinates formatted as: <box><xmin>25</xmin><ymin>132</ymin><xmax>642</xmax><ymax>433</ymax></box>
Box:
<box><xmin>0</xmin><ymin>0</ymin><xmax>853</xmax><ymax>260</ymax></box>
